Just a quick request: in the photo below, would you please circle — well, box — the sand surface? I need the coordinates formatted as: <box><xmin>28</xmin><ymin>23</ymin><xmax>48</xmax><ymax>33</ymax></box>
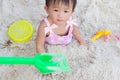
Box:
<box><xmin>0</xmin><ymin>0</ymin><xmax>120</xmax><ymax>80</ymax></box>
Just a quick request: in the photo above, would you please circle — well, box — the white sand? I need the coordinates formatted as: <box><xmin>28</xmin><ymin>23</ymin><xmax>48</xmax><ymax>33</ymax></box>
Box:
<box><xmin>0</xmin><ymin>0</ymin><xmax>120</xmax><ymax>80</ymax></box>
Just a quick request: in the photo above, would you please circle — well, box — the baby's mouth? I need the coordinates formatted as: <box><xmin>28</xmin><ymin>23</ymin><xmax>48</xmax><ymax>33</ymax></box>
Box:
<box><xmin>57</xmin><ymin>19</ymin><xmax>64</xmax><ymax>22</ymax></box>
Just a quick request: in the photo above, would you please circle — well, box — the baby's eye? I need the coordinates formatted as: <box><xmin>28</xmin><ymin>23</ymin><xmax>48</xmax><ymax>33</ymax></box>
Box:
<box><xmin>64</xmin><ymin>10</ymin><xmax>69</xmax><ymax>13</ymax></box>
<box><xmin>54</xmin><ymin>9</ymin><xmax>59</xmax><ymax>12</ymax></box>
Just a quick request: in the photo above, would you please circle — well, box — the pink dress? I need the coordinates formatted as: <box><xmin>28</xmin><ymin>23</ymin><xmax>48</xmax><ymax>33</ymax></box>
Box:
<box><xmin>44</xmin><ymin>17</ymin><xmax>77</xmax><ymax>45</ymax></box>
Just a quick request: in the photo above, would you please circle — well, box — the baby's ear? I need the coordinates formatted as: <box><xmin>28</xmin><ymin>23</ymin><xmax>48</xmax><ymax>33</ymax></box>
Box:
<box><xmin>44</xmin><ymin>6</ymin><xmax>49</xmax><ymax>13</ymax></box>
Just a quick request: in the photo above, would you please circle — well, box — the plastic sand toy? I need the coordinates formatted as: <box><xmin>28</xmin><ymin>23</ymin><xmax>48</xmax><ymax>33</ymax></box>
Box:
<box><xmin>0</xmin><ymin>53</ymin><xmax>71</xmax><ymax>74</ymax></box>
<box><xmin>7</xmin><ymin>20</ymin><xmax>34</xmax><ymax>42</ymax></box>
<box><xmin>91</xmin><ymin>30</ymin><xmax>111</xmax><ymax>41</ymax></box>
<box><xmin>91</xmin><ymin>29</ymin><xmax>120</xmax><ymax>42</ymax></box>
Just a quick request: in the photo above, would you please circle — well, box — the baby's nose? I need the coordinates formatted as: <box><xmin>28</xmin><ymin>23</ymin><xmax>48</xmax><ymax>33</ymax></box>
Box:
<box><xmin>58</xmin><ymin>12</ymin><xmax>63</xmax><ymax>17</ymax></box>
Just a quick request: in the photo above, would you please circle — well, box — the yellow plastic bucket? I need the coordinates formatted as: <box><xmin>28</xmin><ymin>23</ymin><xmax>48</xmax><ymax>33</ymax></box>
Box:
<box><xmin>8</xmin><ymin>20</ymin><xmax>34</xmax><ymax>42</ymax></box>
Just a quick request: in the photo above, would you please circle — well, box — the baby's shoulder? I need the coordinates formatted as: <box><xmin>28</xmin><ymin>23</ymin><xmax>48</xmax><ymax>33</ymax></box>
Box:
<box><xmin>72</xmin><ymin>24</ymin><xmax>79</xmax><ymax>31</ymax></box>
<box><xmin>40</xmin><ymin>19</ymin><xmax>46</xmax><ymax>27</ymax></box>
<box><xmin>39</xmin><ymin>19</ymin><xmax>49</xmax><ymax>30</ymax></box>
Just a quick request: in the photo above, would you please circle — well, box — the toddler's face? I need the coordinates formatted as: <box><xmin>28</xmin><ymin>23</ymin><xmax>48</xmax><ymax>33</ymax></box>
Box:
<box><xmin>45</xmin><ymin>2</ymin><xmax>74</xmax><ymax>25</ymax></box>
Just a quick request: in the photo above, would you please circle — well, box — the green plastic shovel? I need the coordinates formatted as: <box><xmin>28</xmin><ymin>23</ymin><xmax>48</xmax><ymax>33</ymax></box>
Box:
<box><xmin>0</xmin><ymin>53</ymin><xmax>71</xmax><ymax>74</ymax></box>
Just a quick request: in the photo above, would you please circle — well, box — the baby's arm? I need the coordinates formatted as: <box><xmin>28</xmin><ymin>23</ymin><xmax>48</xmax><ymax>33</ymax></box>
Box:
<box><xmin>36</xmin><ymin>20</ymin><xmax>46</xmax><ymax>53</ymax></box>
<box><xmin>73</xmin><ymin>26</ymin><xmax>87</xmax><ymax>46</ymax></box>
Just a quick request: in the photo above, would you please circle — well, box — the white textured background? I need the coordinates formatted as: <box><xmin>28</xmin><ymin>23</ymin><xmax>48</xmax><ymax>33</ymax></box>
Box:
<box><xmin>0</xmin><ymin>0</ymin><xmax>120</xmax><ymax>80</ymax></box>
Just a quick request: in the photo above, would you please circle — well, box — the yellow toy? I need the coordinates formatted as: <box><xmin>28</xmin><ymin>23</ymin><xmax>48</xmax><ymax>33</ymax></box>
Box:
<box><xmin>8</xmin><ymin>20</ymin><xmax>34</xmax><ymax>42</ymax></box>
<box><xmin>91</xmin><ymin>30</ymin><xmax>111</xmax><ymax>41</ymax></box>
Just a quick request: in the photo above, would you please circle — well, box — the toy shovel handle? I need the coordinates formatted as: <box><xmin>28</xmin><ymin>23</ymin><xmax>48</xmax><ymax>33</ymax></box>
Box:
<box><xmin>0</xmin><ymin>56</ymin><xmax>35</xmax><ymax>65</ymax></box>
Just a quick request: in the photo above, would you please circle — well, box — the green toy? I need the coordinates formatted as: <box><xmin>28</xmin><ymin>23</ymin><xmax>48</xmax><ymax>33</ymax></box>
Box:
<box><xmin>0</xmin><ymin>53</ymin><xmax>71</xmax><ymax>74</ymax></box>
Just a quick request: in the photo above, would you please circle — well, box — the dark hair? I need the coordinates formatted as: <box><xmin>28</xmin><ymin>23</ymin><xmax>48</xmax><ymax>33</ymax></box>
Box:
<box><xmin>45</xmin><ymin>0</ymin><xmax>77</xmax><ymax>10</ymax></box>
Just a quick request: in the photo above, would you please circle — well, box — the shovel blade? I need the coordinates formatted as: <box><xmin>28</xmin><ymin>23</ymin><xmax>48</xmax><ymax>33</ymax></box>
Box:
<box><xmin>35</xmin><ymin>53</ymin><xmax>71</xmax><ymax>74</ymax></box>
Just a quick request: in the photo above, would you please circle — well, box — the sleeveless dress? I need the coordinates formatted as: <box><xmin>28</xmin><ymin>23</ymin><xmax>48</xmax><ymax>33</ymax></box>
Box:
<box><xmin>44</xmin><ymin>17</ymin><xmax>77</xmax><ymax>45</ymax></box>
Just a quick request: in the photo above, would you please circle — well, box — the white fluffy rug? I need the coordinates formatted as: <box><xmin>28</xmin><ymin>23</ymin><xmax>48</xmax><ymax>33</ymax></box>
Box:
<box><xmin>0</xmin><ymin>0</ymin><xmax>120</xmax><ymax>80</ymax></box>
